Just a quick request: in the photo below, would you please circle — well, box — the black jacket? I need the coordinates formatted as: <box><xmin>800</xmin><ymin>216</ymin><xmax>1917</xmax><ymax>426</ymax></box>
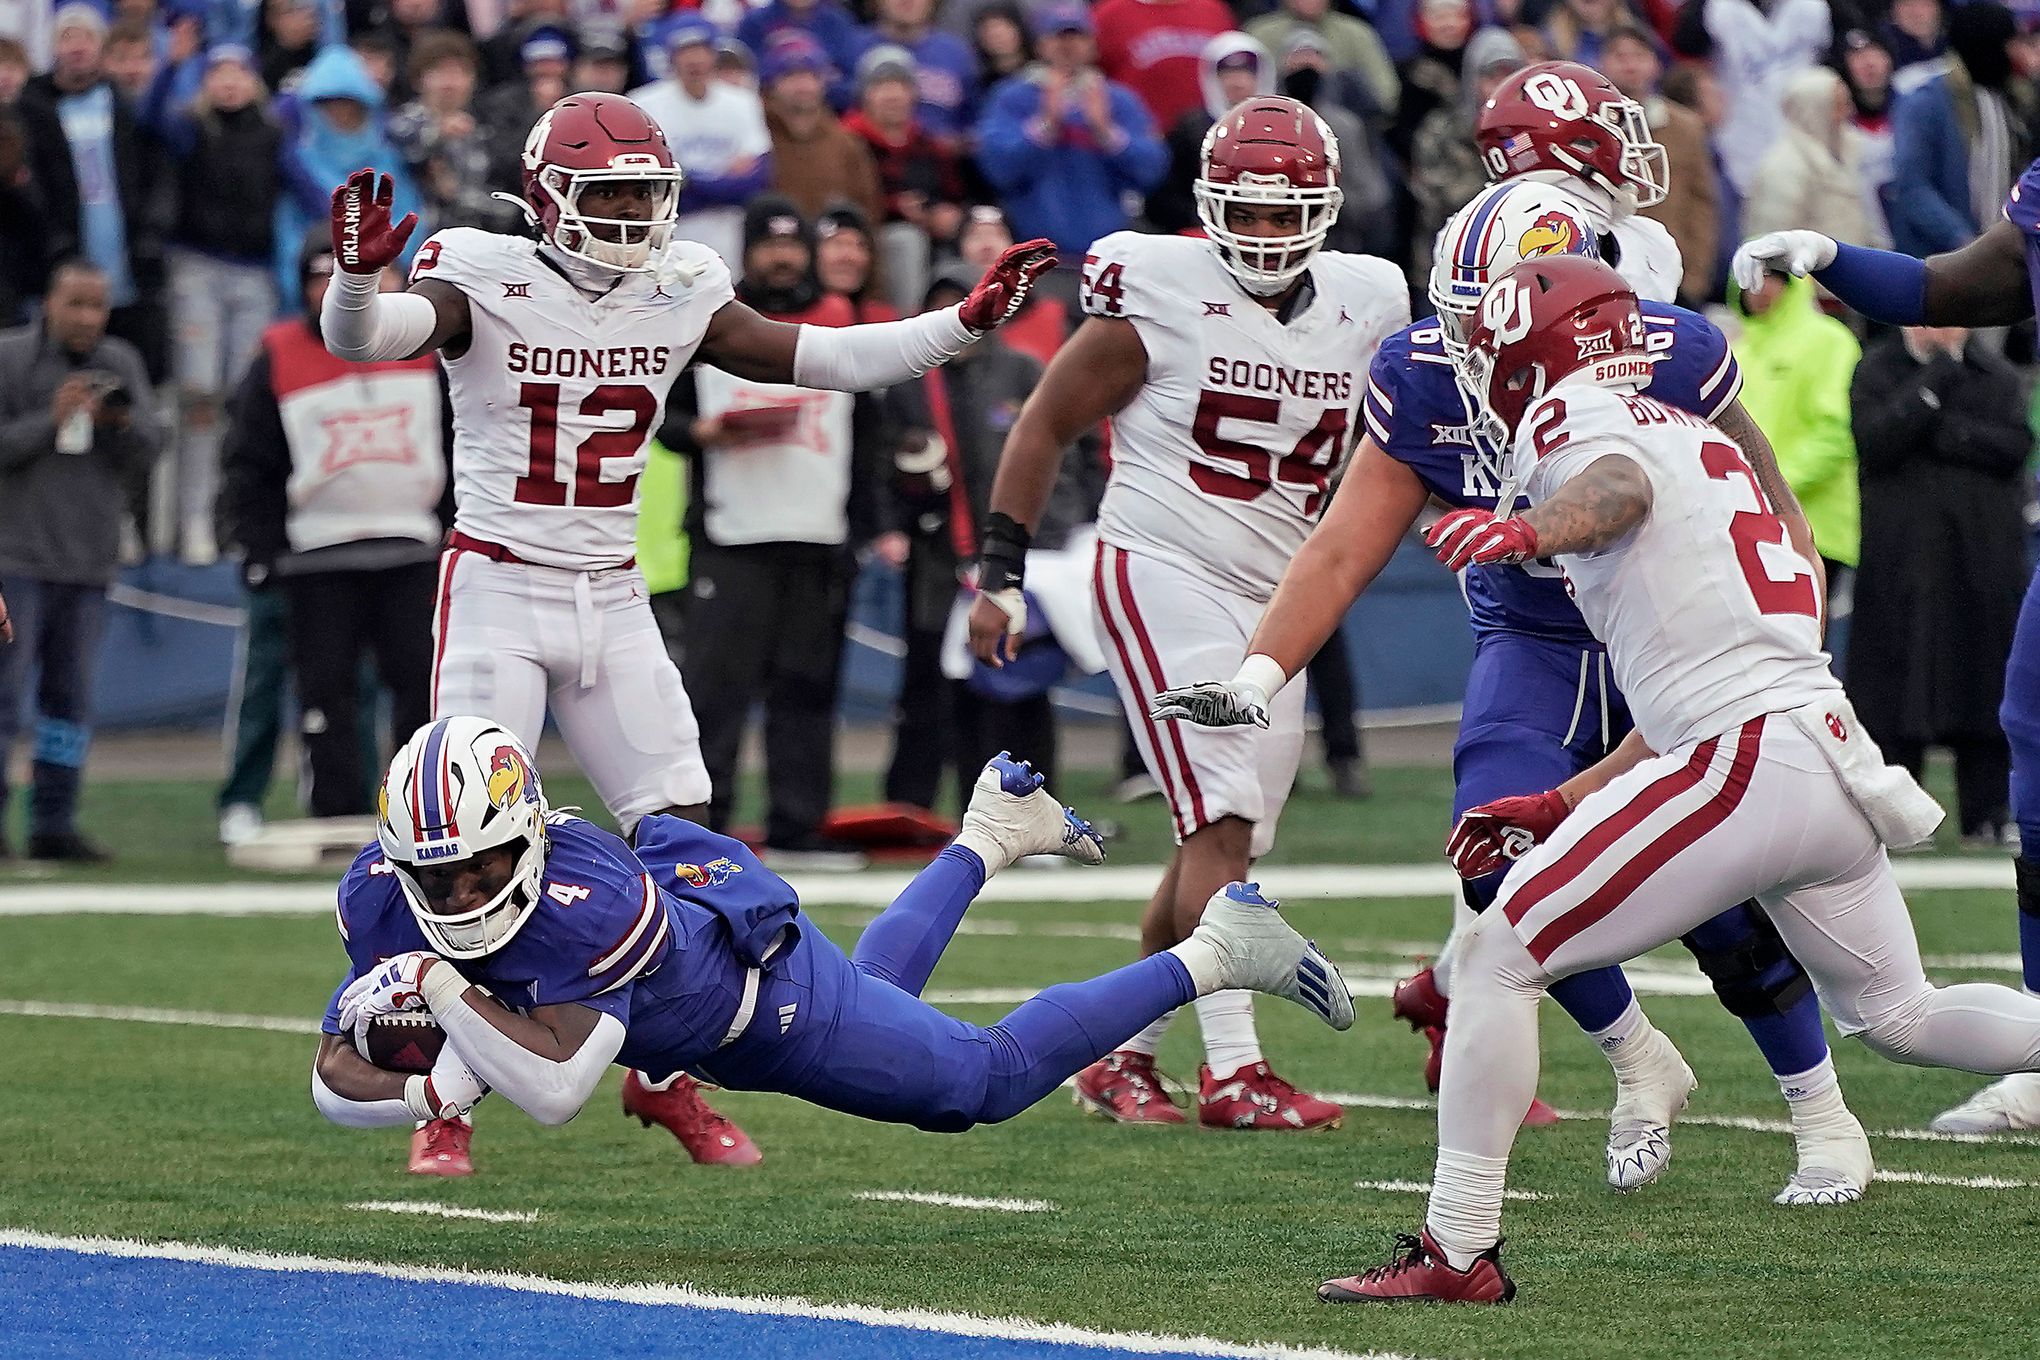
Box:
<box><xmin>16</xmin><ymin>74</ymin><xmax>169</xmax><ymax>294</ymax></box>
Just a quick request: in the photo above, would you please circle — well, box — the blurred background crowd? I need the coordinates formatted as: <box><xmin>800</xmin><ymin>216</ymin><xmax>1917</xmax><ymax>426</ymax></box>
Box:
<box><xmin>0</xmin><ymin>0</ymin><xmax>2035</xmax><ymax>866</ymax></box>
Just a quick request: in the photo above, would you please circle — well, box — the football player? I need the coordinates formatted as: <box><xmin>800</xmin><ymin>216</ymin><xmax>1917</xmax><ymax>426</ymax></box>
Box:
<box><xmin>1735</xmin><ymin>163</ymin><xmax>2040</xmax><ymax>1136</ymax></box>
<box><xmin>1154</xmin><ymin>181</ymin><xmax>1872</xmax><ymax>1205</ymax></box>
<box><xmin>310</xmin><ymin>718</ymin><xmax>1353</xmax><ymax>1146</ymax></box>
<box><xmin>321</xmin><ymin>91</ymin><xmax>1053</xmax><ymax>1173</ymax></box>
<box><xmin>1319</xmin><ymin>256</ymin><xmax>2040</xmax><ymax>1303</ymax></box>
<box><xmin>964</xmin><ymin>96</ymin><xmax>1407</xmax><ymax>1130</ymax></box>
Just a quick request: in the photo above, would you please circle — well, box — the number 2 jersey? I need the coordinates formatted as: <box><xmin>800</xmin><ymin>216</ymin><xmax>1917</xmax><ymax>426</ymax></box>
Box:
<box><xmin>1082</xmin><ymin>232</ymin><xmax>1410</xmax><ymax>601</ymax></box>
<box><xmin>1364</xmin><ymin>301</ymin><xmax>1741</xmax><ymax>644</ymax></box>
<box><xmin>413</xmin><ymin>228</ymin><xmax>735</xmax><ymax>570</ymax></box>
<box><xmin>323</xmin><ymin>813</ymin><xmax>799</xmax><ymax>1077</ymax></box>
<box><xmin>1513</xmin><ymin>386</ymin><xmax>1839</xmax><ymax>754</ymax></box>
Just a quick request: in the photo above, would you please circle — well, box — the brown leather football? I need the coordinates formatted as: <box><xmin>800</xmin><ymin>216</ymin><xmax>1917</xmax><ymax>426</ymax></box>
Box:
<box><xmin>354</xmin><ymin>1012</ymin><xmax>447</xmax><ymax>1074</ymax></box>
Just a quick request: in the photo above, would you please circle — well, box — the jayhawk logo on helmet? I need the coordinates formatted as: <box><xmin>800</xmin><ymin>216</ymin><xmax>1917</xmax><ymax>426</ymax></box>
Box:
<box><xmin>486</xmin><ymin>745</ymin><xmax>536</xmax><ymax>810</ymax></box>
<box><xmin>376</xmin><ymin>777</ymin><xmax>390</xmax><ymax>827</ymax></box>
<box><xmin>1517</xmin><ymin>211</ymin><xmax>1579</xmax><ymax>259</ymax></box>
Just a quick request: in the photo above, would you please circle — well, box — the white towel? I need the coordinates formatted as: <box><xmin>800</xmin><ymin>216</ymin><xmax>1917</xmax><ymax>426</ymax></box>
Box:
<box><xmin>1785</xmin><ymin>697</ymin><xmax>1944</xmax><ymax>849</ymax></box>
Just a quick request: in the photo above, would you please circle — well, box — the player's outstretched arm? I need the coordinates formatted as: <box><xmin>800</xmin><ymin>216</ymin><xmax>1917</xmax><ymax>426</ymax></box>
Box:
<box><xmin>413</xmin><ymin>963</ymin><xmax>624</xmax><ymax>1126</ymax></box>
<box><xmin>310</xmin><ymin>1030</ymin><xmax>489</xmax><ymax>1127</ymax></box>
<box><xmin>320</xmin><ymin>169</ymin><xmax>471</xmax><ymax>362</ymax></box>
<box><xmin>1517</xmin><ymin>454</ymin><xmax>1653</xmax><ymax>556</ymax></box>
<box><xmin>1732</xmin><ymin>220</ymin><xmax>2032</xmax><ymax>328</ymax></box>
<box><xmin>967</xmin><ymin>316</ymin><xmax>1148</xmax><ymax>665</ymax></box>
<box><xmin>698</xmin><ymin>238</ymin><xmax>1056</xmax><ymax>389</ymax></box>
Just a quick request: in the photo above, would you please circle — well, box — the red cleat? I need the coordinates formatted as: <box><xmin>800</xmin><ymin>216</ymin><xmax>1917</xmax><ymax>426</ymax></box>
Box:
<box><xmin>1197</xmin><ymin>1062</ymin><xmax>1341</xmax><ymax>1131</ymax></box>
<box><xmin>1396</xmin><ymin>966</ymin><xmax>1560</xmax><ymax>1127</ymax></box>
<box><xmin>1318</xmin><ymin>1229</ymin><xmax>1516</xmax><ymax>1304</ymax></box>
<box><xmin>1073</xmin><ymin>1051</ymin><xmax>1186</xmax><ymax>1124</ymax></box>
<box><xmin>622</xmin><ymin>1071</ymin><xmax>763</xmax><ymax>1166</ymax></box>
<box><xmin>408</xmin><ymin>1118</ymin><xmax>473</xmax><ymax>1177</ymax></box>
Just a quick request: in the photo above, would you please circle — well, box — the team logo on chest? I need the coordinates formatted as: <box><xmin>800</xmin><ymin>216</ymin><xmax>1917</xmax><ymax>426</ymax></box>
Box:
<box><xmin>503</xmin><ymin>281</ymin><xmax>531</xmax><ymax>298</ymax></box>
<box><xmin>1203</xmin><ymin>301</ymin><xmax>1232</xmax><ymax>317</ymax></box>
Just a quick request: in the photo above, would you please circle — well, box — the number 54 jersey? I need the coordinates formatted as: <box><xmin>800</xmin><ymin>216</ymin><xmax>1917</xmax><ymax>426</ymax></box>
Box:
<box><xmin>1082</xmin><ymin>233</ymin><xmax>1409</xmax><ymax>601</ymax></box>
<box><xmin>1515</xmin><ymin>385</ymin><xmax>1840</xmax><ymax>755</ymax></box>
<box><xmin>412</xmin><ymin>228</ymin><xmax>734</xmax><ymax>570</ymax></box>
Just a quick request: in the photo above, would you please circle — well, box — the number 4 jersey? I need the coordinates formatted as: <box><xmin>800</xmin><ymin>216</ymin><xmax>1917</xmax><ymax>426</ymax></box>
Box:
<box><xmin>1082</xmin><ymin>233</ymin><xmax>1409</xmax><ymax>600</ymax></box>
<box><xmin>1514</xmin><ymin>385</ymin><xmax>1839</xmax><ymax>754</ymax></box>
<box><xmin>413</xmin><ymin>228</ymin><xmax>734</xmax><ymax>569</ymax></box>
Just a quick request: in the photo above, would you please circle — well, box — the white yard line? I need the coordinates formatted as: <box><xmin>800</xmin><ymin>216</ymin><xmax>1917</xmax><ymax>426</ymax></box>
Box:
<box><xmin>0</xmin><ymin>857</ymin><xmax>2015</xmax><ymax>917</ymax></box>
<box><xmin>1873</xmin><ymin>1171</ymin><xmax>2035</xmax><ymax>1189</ymax></box>
<box><xmin>0</xmin><ymin>999</ymin><xmax>321</xmax><ymax>1034</ymax></box>
<box><xmin>0</xmin><ymin>1231</ymin><xmax>1404</xmax><ymax>1360</ymax></box>
<box><xmin>348</xmin><ymin>1201</ymin><xmax>538</xmax><ymax>1224</ymax></box>
<box><xmin>853</xmin><ymin>1191</ymin><xmax>1057</xmax><ymax>1213</ymax></box>
<box><xmin>1351</xmin><ymin>1180</ymin><xmax>1548</xmax><ymax>1202</ymax></box>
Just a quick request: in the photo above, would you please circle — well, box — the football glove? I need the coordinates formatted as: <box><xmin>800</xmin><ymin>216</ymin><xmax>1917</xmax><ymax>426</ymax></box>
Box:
<box><xmin>1150</xmin><ymin>679</ymin><xmax>1271</xmax><ymax>729</ymax></box>
<box><xmin>330</xmin><ymin>168</ymin><xmax>418</xmax><ymax>275</ymax></box>
<box><xmin>1445</xmin><ymin>789</ymin><xmax>1573</xmax><ymax>880</ymax></box>
<box><xmin>1424</xmin><ymin>508</ymin><xmax>1540</xmax><ymax>571</ymax></box>
<box><xmin>404</xmin><ymin>1044</ymin><xmax>489</xmax><ymax>1122</ymax></box>
<box><xmin>338</xmin><ymin>950</ymin><xmax>441</xmax><ymax>1040</ymax></box>
<box><xmin>959</xmin><ymin>239</ymin><xmax>1057</xmax><ymax>332</ymax></box>
<box><xmin>1730</xmin><ymin>230</ymin><xmax>1837</xmax><ymax>295</ymax></box>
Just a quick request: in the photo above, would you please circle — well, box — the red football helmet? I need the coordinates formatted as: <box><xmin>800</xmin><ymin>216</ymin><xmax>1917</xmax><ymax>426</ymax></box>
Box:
<box><xmin>519</xmin><ymin>92</ymin><xmax>684</xmax><ymax>273</ymax></box>
<box><xmin>1195</xmin><ymin>96</ymin><xmax>1344</xmax><ymax>294</ymax></box>
<box><xmin>1454</xmin><ymin>255</ymin><xmax>1654</xmax><ymax>454</ymax></box>
<box><xmin>1477</xmin><ymin>62</ymin><xmax>1667</xmax><ymax>214</ymax></box>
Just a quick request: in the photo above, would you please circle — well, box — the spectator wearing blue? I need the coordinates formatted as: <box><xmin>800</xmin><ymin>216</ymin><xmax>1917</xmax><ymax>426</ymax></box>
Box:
<box><xmin>976</xmin><ymin>2</ymin><xmax>1167</xmax><ymax>258</ymax></box>
<box><xmin>1886</xmin><ymin>0</ymin><xmax>2022</xmax><ymax>258</ymax></box>
<box><xmin>259</xmin><ymin>0</ymin><xmax>329</xmax><ymax>92</ymax></box>
<box><xmin>634</xmin><ymin>15</ymin><xmax>774</xmax><ymax>271</ymax></box>
<box><xmin>738</xmin><ymin>0</ymin><xmax>873</xmax><ymax>110</ymax></box>
<box><xmin>869</xmin><ymin>0</ymin><xmax>980</xmax><ymax>143</ymax></box>
<box><xmin>274</xmin><ymin>44</ymin><xmax>425</xmax><ymax>312</ymax></box>
<box><xmin>143</xmin><ymin>40</ymin><xmax>282</xmax><ymax>567</ymax></box>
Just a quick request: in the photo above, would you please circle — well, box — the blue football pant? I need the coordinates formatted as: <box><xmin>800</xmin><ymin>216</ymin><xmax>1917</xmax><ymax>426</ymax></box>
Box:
<box><xmin>1455</xmin><ymin>634</ymin><xmax>1829</xmax><ymax>1076</ymax></box>
<box><xmin>700</xmin><ymin>847</ymin><xmax>1199</xmax><ymax>1130</ymax></box>
<box><xmin>1999</xmin><ymin>565</ymin><xmax>2040</xmax><ymax>991</ymax></box>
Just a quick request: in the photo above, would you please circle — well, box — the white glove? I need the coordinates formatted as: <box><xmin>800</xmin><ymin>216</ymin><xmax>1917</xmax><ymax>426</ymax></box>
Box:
<box><xmin>1731</xmin><ymin>231</ymin><xmax>1838</xmax><ymax>294</ymax></box>
<box><xmin>404</xmin><ymin>1043</ymin><xmax>490</xmax><ymax>1121</ymax></box>
<box><xmin>338</xmin><ymin>950</ymin><xmax>441</xmax><ymax>1040</ymax></box>
<box><xmin>1150</xmin><ymin>678</ymin><xmax>1271</xmax><ymax>729</ymax></box>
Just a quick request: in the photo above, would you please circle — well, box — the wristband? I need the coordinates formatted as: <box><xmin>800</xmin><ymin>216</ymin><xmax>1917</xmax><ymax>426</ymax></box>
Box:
<box><xmin>418</xmin><ymin>957</ymin><xmax>468</xmax><ymax>1015</ymax></box>
<box><xmin>1232</xmin><ymin>653</ymin><xmax>1289</xmax><ymax>710</ymax></box>
<box><xmin>977</xmin><ymin>511</ymin><xmax>1031</xmax><ymax>594</ymax></box>
<box><xmin>403</xmin><ymin>1073</ymin><xmax>437</xmax><ymax>1121</ymax></box>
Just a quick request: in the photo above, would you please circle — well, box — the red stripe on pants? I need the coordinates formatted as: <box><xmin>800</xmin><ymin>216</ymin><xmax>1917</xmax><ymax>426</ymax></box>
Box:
<box><xmin>1111</xmin><ymin>546</ymin><xmax>1209</xmax><ymax>831</ymax></box>
<box><xmin>1519</xmin><ymin>717</ymin><xmax>1766</xmax><ymax>965</ymax></box>
<box><xmin>429</xmin><ymin>547</ymin><xmax>464</xmax><ymax>718</ymax></box>
<box><xmin>1092</xmin><ymin>544</ymin><xmax>1191</xmax><ymax>838</ymax></box>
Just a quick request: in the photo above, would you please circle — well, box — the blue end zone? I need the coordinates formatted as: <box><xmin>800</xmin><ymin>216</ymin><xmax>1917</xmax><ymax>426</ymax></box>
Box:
<box><xmin>4</xmin><ymin>1245</ymin><xmax>1236</xmax><ymax>1360</ymax></box>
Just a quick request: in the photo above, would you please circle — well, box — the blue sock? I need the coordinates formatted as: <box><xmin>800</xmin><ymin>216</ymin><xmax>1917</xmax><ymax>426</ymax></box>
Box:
<box><xmin>1737</xmin><ymin>988</ymin><xmax>1830</xmax><ymax>1077</ymax></box>
<box><xmin>1549</xmin><ymin>965</ymin><xmax>1634</xmax><ymax>1034</ymax></box>
<box><xmin>974</xmin><ymin>954</ymin><xmax>1197</xmax><ymax>1123</ymax></box>
<box><xmin>849</xmin><ymin>845</ymin><xmax>986</xmax><ymax>997</ymax></box>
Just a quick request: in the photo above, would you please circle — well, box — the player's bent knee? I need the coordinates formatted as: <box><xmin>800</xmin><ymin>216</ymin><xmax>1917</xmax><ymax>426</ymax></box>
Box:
<box><xmin>1854</xmin><ymin>992</ymin><xmax>1935</xmax><ymax>1066</ymax></box>
<box><xmin>1680</xmin><ymin>911</ymin><xmax>1813</xmax><ymax>1019</ymax></box>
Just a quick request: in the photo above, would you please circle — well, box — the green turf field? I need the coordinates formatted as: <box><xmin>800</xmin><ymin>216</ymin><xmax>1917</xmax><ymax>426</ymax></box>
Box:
<box><xmin>3</xmin><ymin>762</ymin><xmax>2038</xmax><ymax>1359</ymax></box>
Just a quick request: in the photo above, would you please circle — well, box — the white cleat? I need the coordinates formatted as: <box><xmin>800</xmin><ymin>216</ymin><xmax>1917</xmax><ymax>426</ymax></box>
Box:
<box><xmin>1775</xmin><ymin>1113</ymin><xmax>1874</xmax><ymax>1206</ymax></box>
<box><xmin>958</xmin><ymin>753</ymin><xmax>1107</xmax><ymax>868</ymax></box>
<box><xmin>1604</xmin><ymin>1034</ymin><xmax>1697</xmax><ymax>1191</ymax></box>
<box><xmin>1191</xmin><ymin>882</ymin><xmax>1355</xmax><ymax>1031</ymax></box>
<box><xmin>1929</xmin><ymin>1072</ymin><xmax>2040</xmax><ymax>1135</ymax></box>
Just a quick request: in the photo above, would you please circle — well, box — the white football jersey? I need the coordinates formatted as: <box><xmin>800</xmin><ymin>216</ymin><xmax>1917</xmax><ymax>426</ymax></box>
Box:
<box><xmin>413</xmin><ymin>227</ymin><xmax>734</xmax><ymax>569</ymax></box>
<box><xmin>1515</xmin><ymin>384</ymin><xmax>1841</xmax><ymax>753</ymax></box>
<box><xmin>1545</xmin><ymin>182</ymin><xmax>1683</xmax><ymax>304</ymax></box>
<box><xmin>1082</xmin><ymin>233</ymin><xmax>1409</xmax><ymax>600</ymax></box>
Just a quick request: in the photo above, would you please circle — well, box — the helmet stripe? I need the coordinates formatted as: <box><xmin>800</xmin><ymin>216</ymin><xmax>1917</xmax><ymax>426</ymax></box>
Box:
<box><xmin>417</xmin><ymin>719</ymin><xmax>451</xmax><ymax>840</ymax></box>
<box><xmin>1456</xmin><ymin>186</ymin><xmax>1508</xmax><ymax>273</ymax></box>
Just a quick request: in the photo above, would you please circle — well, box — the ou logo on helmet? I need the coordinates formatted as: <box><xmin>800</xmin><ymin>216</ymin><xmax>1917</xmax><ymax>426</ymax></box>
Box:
<box><xmin>1522</xmin><ymin>72</ymin><xmax>1590</xmax><ymax>119</ymax></box>
<box><xmin>1480</xmin><ymin>277</ymin><xmax>1534</xmax><ymax>346</ymax></box>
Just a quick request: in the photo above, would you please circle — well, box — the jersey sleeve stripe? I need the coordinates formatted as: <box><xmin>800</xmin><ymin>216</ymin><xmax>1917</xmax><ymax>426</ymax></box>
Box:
<box><xmin>1698</xmin><ymin>346</ymin><xmax>1737</xmax><ymax>407</ymax></box>
<box><xmin>593</xmin><ymin>909</ymin><xmax>671</xmax><ymax>994</ymax></box>
<box><xmin>588</xmin><ymin>874</ymin><xmax>661</xmax><ymax>976</ymax></box>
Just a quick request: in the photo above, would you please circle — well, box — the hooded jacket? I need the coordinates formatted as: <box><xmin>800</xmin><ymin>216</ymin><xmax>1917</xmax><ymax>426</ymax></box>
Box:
<box><xmin>1148</xmin><ymin>32</ymin><xmax>1275</xmax><ymax>235</ymax></box>
<box><xmin>1746</xmin><ymin>67</ymin><xmax>1882</xmax><ymax>248</ymax></box>
<box><xmin>274</xmin><ymin>47</ymin><xmax>426</xmax><ymax>309</ymax></box>
<box><xmin>1729</xmin><ymin>272</ymin><xmax>1861</xmax><ymax>566</ymax></box>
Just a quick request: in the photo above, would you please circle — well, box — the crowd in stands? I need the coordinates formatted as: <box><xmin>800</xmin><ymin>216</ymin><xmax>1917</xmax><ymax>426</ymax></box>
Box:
<box><xmin>0</xmin><ymin>0</ymin><xmax>2035</xmax><ymax>860</ymax></box>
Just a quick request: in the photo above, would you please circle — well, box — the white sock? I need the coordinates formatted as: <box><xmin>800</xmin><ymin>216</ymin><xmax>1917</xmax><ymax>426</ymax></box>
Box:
<box><xmin>1195</xmin><ymin>990</ymin><xmax>1263</xmax><ymax>1078</ymax></box>
<box><xmin>1167</xmin><ymin>934</ymin><xmax>1225</xmax><ymax>993</ymax></box>
<box><xmin>1426</xmin><ymin>1147</ymin><xmax>1509</xmax><ymax>1270</ymax></box>
<box><xmin>1777</xmin><ymin>1056</ymin><xmax>1850</xmax><ymax>1133</ymax></box>
<box><xmin>1121</xmin><ymin>1012</ymin><xmax>1174</xmax><ymax>1058</ymax></box>
<box><xmin>1588</xmin><ymin>998</ymin><xmax>1658</xmax><ymax>1078</ymax></box>
<box><xmin>635</xmin><ymin>1069</ymin><xmax>683</xmax><ymax>1092</ymax></box>
<box><xmin>953</xmin><ymin>826</ymin><xmax>1012</xmax><ymax>876</ymax></box>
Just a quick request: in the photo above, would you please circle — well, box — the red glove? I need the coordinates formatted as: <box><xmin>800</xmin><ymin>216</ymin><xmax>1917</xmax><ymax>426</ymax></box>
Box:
<box><xmin>1424</xmin><ymin>508</ymin><xmax>1540</xmax><ymax>572</ymax></box>
<box><xmin>959</xmin><ymin>238</ymin><xmax>1057</xmax><ymax>332</ymax></box>
<box><xmin>1445</xmin><ymin>789</ymin><xmax>1573</xmax><ymax>880</ymax></box>
<box><xmin>331</xmin><ymin>168</ymin><xmax>418</xmax><ymax>275</ymax></box>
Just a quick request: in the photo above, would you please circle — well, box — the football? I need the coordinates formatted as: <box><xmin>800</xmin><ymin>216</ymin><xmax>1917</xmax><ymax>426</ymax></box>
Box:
<box><xmin>354</xmin><ymin>1012</ymin><xmax>447</xmax><ymax>1074</ymax></box>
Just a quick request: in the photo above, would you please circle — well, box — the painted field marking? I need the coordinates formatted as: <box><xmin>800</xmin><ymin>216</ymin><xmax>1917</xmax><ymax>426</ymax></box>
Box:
<box><xmin>0</xmin><ymin>856</ymin><xmax>2014</xmax><ymax>917</ymax></box>
<box><xmin>1873</xmin><ymin>1171</ymin><xmax>2035</xmax><ymax>1190</ymax></box>
<box><xmin>0</xmin><ymin>999</ymin><xmax>321</xmax><ymax>1034</ymax></box>
<box><xmin>854</xmin><ymin>1191</ymin><xmax>1057</xmax><ymax>1213</ymax></box>
<box><xmin>1351</xmin><ymin>1180</ymin><xmax>1549</xmax><ymax>1202</ymax></box>
<box><xmin>349</xmin><ymin>1201</ymin><xmax>538</xmax><ymax>1224</ymax></box>
<box><xmin>0</xmin><ymin>1231</ymin><xmax>1407</xmax><ymax>1360</ymax></box>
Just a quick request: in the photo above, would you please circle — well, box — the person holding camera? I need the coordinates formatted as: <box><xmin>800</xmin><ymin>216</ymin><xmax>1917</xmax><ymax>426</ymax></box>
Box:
<box><xmin>0</xmin><ymin>257</ymin><xmax>162</xmax><ymax>861</ymax></box>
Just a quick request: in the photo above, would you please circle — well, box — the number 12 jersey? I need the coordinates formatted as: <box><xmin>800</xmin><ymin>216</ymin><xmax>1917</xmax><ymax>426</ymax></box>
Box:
<box><xmin>414</xmin><ymin>228</ymin><xmax>733</xmax><ymax>569</ymax></box>
<box><xmin>1081</xmin><ymin>233</ymin><xmax>1409</xmax><ymax>601</ymax></box>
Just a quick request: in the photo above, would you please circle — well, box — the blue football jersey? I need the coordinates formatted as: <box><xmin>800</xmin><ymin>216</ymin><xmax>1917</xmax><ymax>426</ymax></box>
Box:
<box><xmin>1363</xmin><ymin>301</ymin><xmax>1742</xmax><ymax>642</ymax></box>
<box><xmin>2002</xmin><ymin>157</ymin><xmax>2040</xmax><ymax>321</ymax></box>
<box><xmin>325</xmin><ymin>815</ymin><xmax>797</xmax><ymax>1076</ymax></box>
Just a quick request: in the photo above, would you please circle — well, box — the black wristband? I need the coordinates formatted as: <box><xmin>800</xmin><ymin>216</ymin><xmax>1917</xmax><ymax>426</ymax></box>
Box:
<box><xmin>977</xmin><ymin>511</ymin><xmax>1031</xmax><ymax>593</ymax></box>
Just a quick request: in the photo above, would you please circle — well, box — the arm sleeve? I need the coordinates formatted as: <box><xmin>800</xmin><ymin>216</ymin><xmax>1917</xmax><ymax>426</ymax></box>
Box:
<box><xmin>1811</xmin><ymin>241</ymin><xmax>1929</xmax><ymax>326</ymax></box>
<box><xmin>321</xmin><ymin>267</ymin><xmax>442</xmax><ymax>362</ymax></box>
<box><xmin>422</xmin><ymin>967</ymin><xmax>627</xmax><ymax>1127</ymax></box>
<box><xmin>792</xmin><ymin>305</ymin><xmax>978</xmax><ymax>391</ymax></box>
<box><xmin>310</xmin><ymin>1063</ymin><xmax>417</xmax><ymax>1127</ymax></box>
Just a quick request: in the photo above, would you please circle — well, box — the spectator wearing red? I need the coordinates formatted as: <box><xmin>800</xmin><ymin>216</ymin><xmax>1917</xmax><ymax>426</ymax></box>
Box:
<box><xmin>1093</xmin><ymin>0</ymin><xmax>1235</xmax><ymax>129</ymax></box>
<box><xmin>845</xmin><ymin>44</ymin><xmax>966</xmax><ymax>311</ymax></box>
<box><xmin>957</xmin><ymin>204</ymin><xmax>1068</xmax><ymax>366</ymax></box>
